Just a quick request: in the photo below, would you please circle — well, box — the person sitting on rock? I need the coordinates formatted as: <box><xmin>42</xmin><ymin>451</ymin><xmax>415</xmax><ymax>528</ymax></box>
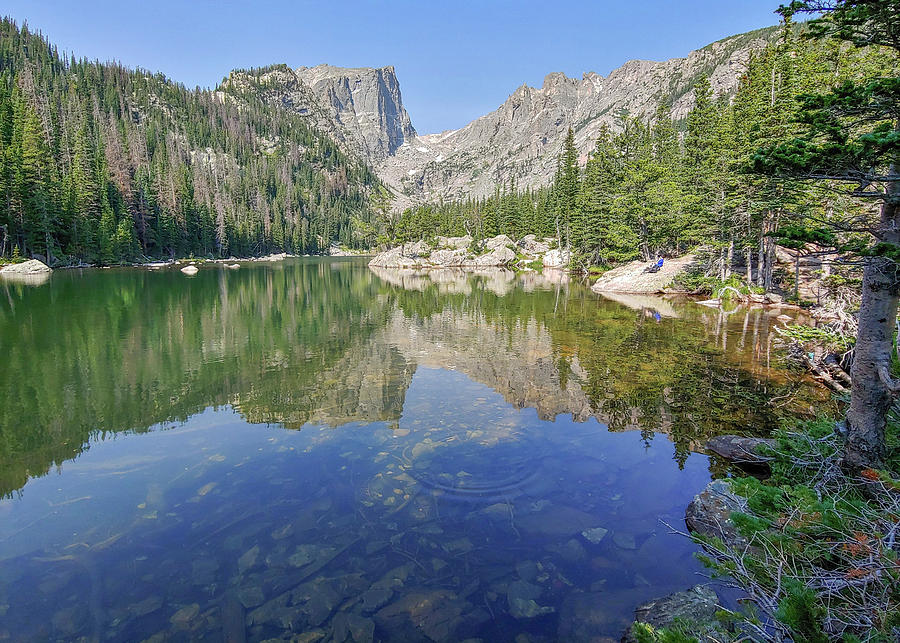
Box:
<box><xmin>645</xmin><ymin>257</ymin><xmax>664</xmax><ymax>273</ymax></box>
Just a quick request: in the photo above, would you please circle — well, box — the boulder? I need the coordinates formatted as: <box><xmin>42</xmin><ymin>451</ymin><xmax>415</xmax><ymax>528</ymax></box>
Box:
<box><xmin>485</xmin><ymin>234</ymin><xmax>514</xmax><ymax>250</ymax></box>
<box><xmin>0</xmin><ymin>259</ymin><xmax>52</xmax><ymax>275</ymax></box>
<box><xmin>622</xmin><ymin>585</ymin><xmax>720</xmax><ymax>643</ymax></box>
<box><xmin>542</xmin><ymin>248</ymin><xmax>570</xmax><ymax>268</ymax></box>
<box><xmin>374</xmin><ymin>590</ymin><xmax>486</xmax><ymax>642</ymax></box>
<box><xmin>429</xmin><ymin>249</ymin><xmax>467</xmax><ymax>267</ymax></box>
<box><xmin>180</xmin><ymin>265</ymin><xmax>199</xmax><ymax>275</ymax></box>
<box><xmin>558</xmin><ymin>592</ymin><xmax>618</xmax><ymax>642</ymax></box>
<box><xmin>507</xmin><ymin>580</ymin><xmax>554</xmax><ymax>619</ymax></box>
<box><xmin>706</xmin><ymin>435</ymin><xmax>775</xmax><ymax>467</ymax></box>
<box><xmin>591</xmin><ymin>255</ymin><xmax>696</xmax><ymax>294</ymax></box>
<box><xmin>368</xmin><ymin>245</ymin><xmax>428</xmax><ymax>268</ymax></box>
<box><xmin>467</xmin><ymin>245</ymin><xmax>515</xmax><ymax>267</ymax></box>
<box><xmin>518</xmin><ymin>235</ymin><xmax>551</xmax><ymax>256</ymax></box>
<box><xmin>684</xmin><ymin>479</ymin><xmax>750</xmax><ymax>550</ymax></box>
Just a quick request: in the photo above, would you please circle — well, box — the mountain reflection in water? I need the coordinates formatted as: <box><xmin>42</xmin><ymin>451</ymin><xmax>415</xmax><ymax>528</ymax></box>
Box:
<box><xmin>0</xmin><ymin>259</ymin><xmax>828</xmax><ymax>641</ymax></box>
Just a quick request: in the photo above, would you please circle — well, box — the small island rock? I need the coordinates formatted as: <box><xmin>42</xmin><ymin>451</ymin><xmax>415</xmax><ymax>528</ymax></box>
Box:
<box><xmin>0</xmin><ymin>259</ymin><xmax>52</xmax><ymax>275</ymax></box>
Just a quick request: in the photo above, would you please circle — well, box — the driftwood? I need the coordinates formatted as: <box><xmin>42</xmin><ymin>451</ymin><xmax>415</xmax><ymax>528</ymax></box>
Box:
<box><xmin>801</xmin><ymin>353</ymin><xmax>850</xmax><ymax>395</ymax></box>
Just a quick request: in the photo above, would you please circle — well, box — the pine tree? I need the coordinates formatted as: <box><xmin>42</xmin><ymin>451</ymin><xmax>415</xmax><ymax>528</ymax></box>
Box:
<box><xmin>753</xmin><ymin>0</ymin><xmax>900</xmax><ymax>471</ymax></box>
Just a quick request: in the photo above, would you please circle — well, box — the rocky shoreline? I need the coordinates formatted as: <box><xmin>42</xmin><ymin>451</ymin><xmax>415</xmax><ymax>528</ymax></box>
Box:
<box><xmin>369</xmin><ymin>235</ymin><xmax>570</xmax><ymax>270</ymax></box>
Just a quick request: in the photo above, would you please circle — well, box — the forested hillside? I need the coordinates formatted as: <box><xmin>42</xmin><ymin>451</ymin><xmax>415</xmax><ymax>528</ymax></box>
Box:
<box><xmin>390</xmin><ymin>23</ymin><xmax>893</xmax><ymax>289</ymax></box>
<box><xmin>0</xmin><ymin>18</ymin><xmax>380</xmax><ymax>264</ymax></box>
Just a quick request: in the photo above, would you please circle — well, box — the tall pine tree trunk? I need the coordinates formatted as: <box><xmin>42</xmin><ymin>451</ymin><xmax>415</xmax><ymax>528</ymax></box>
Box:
<box><xmin>845</xmin><ymin>176</ymin><xmax>899</xmax><ymax>472</ymax></box>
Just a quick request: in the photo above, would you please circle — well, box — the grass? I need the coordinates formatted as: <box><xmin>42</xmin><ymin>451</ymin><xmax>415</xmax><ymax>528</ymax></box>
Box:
<box><xmin>640</xmin><ymin>417</ymin><xmax>900</xmax><ymax>642</ymax></box>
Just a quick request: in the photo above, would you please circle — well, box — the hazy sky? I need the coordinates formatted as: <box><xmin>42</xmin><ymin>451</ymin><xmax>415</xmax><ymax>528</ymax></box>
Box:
<box><xmin>4</xmin><ymin>0</ymin><xmax>783</xmax><ymax>134</ymax></box>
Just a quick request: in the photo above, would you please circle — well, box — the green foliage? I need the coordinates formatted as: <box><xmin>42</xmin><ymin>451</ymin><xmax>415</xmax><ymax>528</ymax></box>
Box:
<box><xmin>0</xmin><ymin>18</ymin><xmax>380</xmax><ymax>264</ymax></box>
<box><xmin>778</xmin><ymin>323</ymin><xmax>856</xmax><ymax>351</ymax></box>
<box><xmin>693</xmin><ymin>415</ymin><xmax>900</xmax><ymax>641</ymax></box>
<box><xmin>389</xmin><ymin>26</ymin><xmax>889</xmax><ymax>284</ymax></box>
<box><xmin>775</xmin><ymin>580</ymin><xmax>828</xmax><ymax>643</ymax></box>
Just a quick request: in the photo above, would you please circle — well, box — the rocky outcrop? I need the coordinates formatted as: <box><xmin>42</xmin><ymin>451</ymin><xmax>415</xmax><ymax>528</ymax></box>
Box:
<box><xmin>295</xmin><ymin>64</ymin><xmax>416</xmax><ymax>160</ymax></box>
<box><xmin>623</xmin><ymin>585</ymin><xmax>720</xmax><ymax>643</ymax></box>
<box><xmin>591</xmin><ymin>255</ymin><xmax>696</xmax><ymax>294</ymax></box>
<box><xmin>0</xmin><ymin>259</ymin><xmax>52</xmax><ymax>275</ymax></box>
<box><xmin>369</xmin><ymin>235</ymin><xmax>556</xmax><ymax>269</ymax></box>
<box><xmin>221</xmin><ymin>64</ymin><xmax>415</xmax><ymax>163</ymax></box>
<box><xmin>684</xmin><ymin>480</ymin><xmax>750</xmax><ymax>550</ymax></box>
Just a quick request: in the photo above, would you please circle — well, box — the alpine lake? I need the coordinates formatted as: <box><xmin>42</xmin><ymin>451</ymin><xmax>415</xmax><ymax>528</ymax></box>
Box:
<box><xmin>0</xmin><ymin>258</ymin><xmax>831</xmax><ymax>642</ymax></box>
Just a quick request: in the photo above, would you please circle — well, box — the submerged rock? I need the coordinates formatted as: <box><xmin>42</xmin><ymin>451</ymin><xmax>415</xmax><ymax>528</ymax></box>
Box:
<box><xmin>374</xmin><ymin>589</ymin><xmax>484</xmax><ymax>642</ymax></box>
<box><xmin>52</xmin><ymin>605</ymin><xmax>89</xmax><ymax>636</ymax></box>
<box><xmin>507</xmin><ymin>580</ymin><xmax>554</xmax><ymax>619</ymax></box>
<box><xmin>170</xmin><ymin>603</ymin><xmax>200</xmax><ymax>628</ymax></box>
<box><xmin>332</xmin><ymin>612</ymin><xmax>376</xmax><ymax>643</ymax></box>
<box><xmin>238</xmin><ymin>545</ymin><xmax>260</xmax><ymax>573</ymax></box>
<box><xmin>581</xmin><ymin>527</ymin><xmax>609</xmax><ymax>545</ymax></box>
<box><xmin>623</xmin><ymin>585</ymin><xmax>720</xmax><ymax>643</ymax></box>
<box><xmin>558</xmin><ymin>592</ymin><xmax>617</xmax><ymax>641</ymax></box>
<box><xmin>361</xmin><ymin>587</ymin><xmax>394</xmax><ymax>613</ymax></box>
<box><xmin>684</xmin><ymin>479</ymin><xmax>750</xmax><ymax>550</ymax></box>
<box><xmin>517</xmin><ymin>504</ymin><xmax>604</xmax><ymax>538</ymax></box>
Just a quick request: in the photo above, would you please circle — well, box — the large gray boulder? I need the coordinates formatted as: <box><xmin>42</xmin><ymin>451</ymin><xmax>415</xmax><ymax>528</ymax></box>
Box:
<box><xmin>591</xmin><ymin>255</ymin><xmax>696</xmax><ymax>294</ymax></box>
<box><xmin>466</xmin><ymin>245</ymin><xmax>515</xmax><ymax>267</ymax></box>
<box><xmin>542</xmin><ymin>248</ymin><xmax>570</xmax><ymax>268</ymax></box>
<box><xmin>0</xmin><ymin>259</ymin><xmax>52</xmax><ymax>275</ymax></box>
<box><xmin>685</xmin><ymin>479</ymin><xmax>750</xmax><ymax>550</ymax></box>
<box><xmin>484</xmin><ymin>234</ymin><xmax>514</xmax><ymax>251</ymax></box>
<box><xmin>623</xmin><ymin>585</ymin><xmax>720</xmax><ymax>643</ymax></box>
<box><xmin>517</xmin><ymin>234</ymin><xmax>551</xmax><ymax>256</ymax></box>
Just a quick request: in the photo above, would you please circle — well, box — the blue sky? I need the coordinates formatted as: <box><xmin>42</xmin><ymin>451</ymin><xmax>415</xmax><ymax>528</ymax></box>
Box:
<box><xmin>4</xmin><ymin>1</ymin><xmax>782</xmax><ymax>134</ymax></box>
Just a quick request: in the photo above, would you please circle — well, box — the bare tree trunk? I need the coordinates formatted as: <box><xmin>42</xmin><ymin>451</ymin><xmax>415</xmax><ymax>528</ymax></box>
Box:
<box><xmin>845</xmin><ymin>188</ymin><xmax>899</xmax><ymax>472</ymax></box>
<box><xmin>757</xmin><ymin>218</ymin><xmax>767</xmax><ymax>289</ymax></box>
<box><xmin>725</xmin><ymin>238</ymin><xmax>733</xmax><ymax>279</ymax></box>
<box><xmin>794</xmin><ymin>249</ymin><xmax>800</xmax><ymax>301</ymax></box>
<box><xmin>746</xmin><ymin>246</ymin><xmax>753</xmax><ymax>287</ymax></box>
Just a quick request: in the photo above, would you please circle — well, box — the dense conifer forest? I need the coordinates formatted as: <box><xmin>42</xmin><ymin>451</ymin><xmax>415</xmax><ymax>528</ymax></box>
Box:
<box><xmin>0</xmin><ymin>18</ymin><xmax>380</xmax><ymax>264</ymax></box>
<box><xmin>390</xmin><ymin>23</ymin><xmax>893</xmax><ymax>286</ymax></box>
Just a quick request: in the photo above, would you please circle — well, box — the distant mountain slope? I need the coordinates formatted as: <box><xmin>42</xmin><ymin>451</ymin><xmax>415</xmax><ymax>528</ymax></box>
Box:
<box><xmin>222</xmin><ymin>63</ymin><xmax>416</xmax><ymax>163</ymax></box>
<box><xmin>0</xmin><ymin>20</ymin><xmax>380</xmax><ymax>263</ymax></box>
<box><xmin>380</xmin><ymin>26</ymin><xmax>780</xmax><ymax>203</ymax></box>
<box><xmin>226</xmin><ymin>26</ymin><xmax>780</xmax><ymax>207</ymax></box>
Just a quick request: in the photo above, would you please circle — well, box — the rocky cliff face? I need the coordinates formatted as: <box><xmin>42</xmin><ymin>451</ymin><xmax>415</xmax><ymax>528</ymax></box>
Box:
<box><xmin>222</xmin><ymin>63</ymin><xmax>416</xmax><ymax>162</ymax></box>
<box><xmin>380</xmin><ymin>26</ymin><xmax>778</xmax><ymax>203</ymax></box>
<box><xmin>225</xmin><ymin>26</ymin><xmax>778</xmax><ymax>205</ymax></box>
